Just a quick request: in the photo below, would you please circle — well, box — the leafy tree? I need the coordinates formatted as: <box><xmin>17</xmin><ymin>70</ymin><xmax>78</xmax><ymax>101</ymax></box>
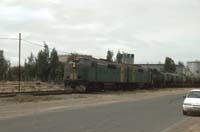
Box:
<box><xmin>55</xmin><ymin>62</ymin><xmax>64</xmax><ymax>81</ymax></box>
<box><xmin>164</xmin><ymin>57</ymin><xmax>176</xmax><ymax>73</ymax></box>
<box><xmin>36</xmin><ymin>44</ymin><xmax>50</xmax><ymax>81</ymax></box>
<box><xmin>116</xmin><ymin>51</ymin><xmax>122</xmax><ymax>63</ymax></box>
<box><xmin>24</xmin><ymin>53</ymin><xmax>36</xmax><ymax>81</ymax></box>
<box><xmin>49</xmin><ymin>48</ymin><xmax>59</xmax><ymax>81</ymax></box>
<box><xmin>106</xmin><ymin>50</ymin><xmax>114</xmax><ymax>62</ymax></box>
<box><xmin>178</xmin><ymin>61</ymin><xmax>184</xmax><ymax>66</ymax></box>
<box><xmin>7</xmin><ymin>66</ymin><xmax>25</xmax><ymax>81</ymax></box>
<box><xmin>67</xmin><ymin>53</ymin><xmax>78</xmax><ymax>63</ymax></box>
<box><xmin>0</xmin><ymin>54</ymin><xmax>10</xmax><ymax>80</ymax></box>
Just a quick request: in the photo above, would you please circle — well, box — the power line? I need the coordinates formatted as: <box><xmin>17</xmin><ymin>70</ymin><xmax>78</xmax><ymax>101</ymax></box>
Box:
<box><xmin>22</xmin><ymin>39</ymin><xmax>70</xmax><ymax>54</ymax></box>
<box><xmin>0</xmin><ymin>37</ymin><xmax>105</xmax><ymax>58</ymax></box>
<box><xmin>0</xmin><ymin>38</ymin><xmax>18</xmax><ymax>40</ymax></box>
<box><xmin>0</xmin><ymin>37</ymin><xmax>69</xmax><ymax>54</ymax></box>
<box><xmin>22</xmin><ymin>39</ymin><xmax>46</xmax><ymax>48</ymax></box>
<box><xmin>22</xmin><ymin>39</ymin><xmax>105</xmax><ymax>58</ymax></box>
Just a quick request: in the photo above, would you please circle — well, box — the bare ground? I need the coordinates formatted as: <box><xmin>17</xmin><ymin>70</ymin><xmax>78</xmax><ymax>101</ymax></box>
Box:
<box><xmin>161</xmin><ymin>117</ymin><xmax>200</xmax><ymax>132</ymax></box>
<box><xmin>0</xmin><ymin>88</ymin><xmax>193</xmax><ymax>120</ymax></box>
<box><xmin>0</xmin><ymin>81</ymin><xmax>64</xmax><ymax>93</ymax></box>
<box><xmin>2</xmin><ymin>88</ymin><xmax>200</xmax><ymax>131</ymax></box>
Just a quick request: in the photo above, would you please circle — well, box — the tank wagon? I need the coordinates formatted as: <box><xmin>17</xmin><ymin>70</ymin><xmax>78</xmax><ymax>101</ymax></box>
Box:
<box><xmin>64</xmin><ymin>57</ymin><xmax>186</xmax><ymax>92</ymax></box>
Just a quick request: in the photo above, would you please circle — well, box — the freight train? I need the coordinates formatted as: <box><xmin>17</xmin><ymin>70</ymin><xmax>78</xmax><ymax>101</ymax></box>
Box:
<box><xmin>64</xmin><ymin>57</ymin><xmax>191</xmax><ymax>92</ymax></box>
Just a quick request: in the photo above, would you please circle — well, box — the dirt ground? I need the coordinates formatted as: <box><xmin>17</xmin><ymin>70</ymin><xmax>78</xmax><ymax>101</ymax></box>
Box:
<box><xmin>0</xmin><ymin>88</ymin><xmax>192</xmax><ymax>119</ymax></box>
<box><xmin>0</xmin><ymin>81</ymin><xmax>64</xmax><ymax>93</ymax></box>
<box><xmin>162</xmin><ymin>117</ymin><xmax>200</xmax><ymax>132</ymax></box>
<box><xmin>0</xmin><ymin>88</ymin><xmax>199</xmax><ymax>132</ymax></box>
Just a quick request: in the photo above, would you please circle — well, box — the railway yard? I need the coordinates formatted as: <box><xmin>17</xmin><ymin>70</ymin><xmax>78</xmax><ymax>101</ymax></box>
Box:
<box><xmin>0</xmin><ymin>87</ymin><xmax>199</xmax><ymax>132</ymax></box>
<box><xmin>1</xmin><ymin>31</ymin><xmax>200</xmax><ymax>132</ymax></box>
<box><xmin>1</xmin><ymin>59</ymin><xmax>200</xmax><ymax>132</ymax></box>
<box><xmin>1</xmin><ymin>0</ymin><xmax>200</xmax><ymax>131</ymax></box>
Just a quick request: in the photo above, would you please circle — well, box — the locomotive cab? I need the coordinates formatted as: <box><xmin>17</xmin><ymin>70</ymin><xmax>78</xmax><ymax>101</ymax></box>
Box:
<box><xmin>65</xmin><ymin>59</ymin><xmax>78</xmax><ymax>80</ymax></box>
<box><xmin>64</xmin><ymin>57</ymin><xmax>94</xmax><ymax>92</ymax></box>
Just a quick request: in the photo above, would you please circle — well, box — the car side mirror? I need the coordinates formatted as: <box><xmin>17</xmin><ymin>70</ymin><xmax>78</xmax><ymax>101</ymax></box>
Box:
<box><xmin>183</xmin><ymin>95</ymin><xmax>186</xmax><ymax>99</ymax></box>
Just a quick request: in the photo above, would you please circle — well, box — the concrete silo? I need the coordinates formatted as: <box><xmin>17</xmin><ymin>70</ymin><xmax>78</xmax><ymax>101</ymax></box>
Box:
<box><xmin>121</xmin><ymin>53</ymin><xmax>134</xmax><ymax>64</ymax></box>
<box><xmin>187</xmin><ymin>61</ymin><xmax>200</xmax><ymax>79</ymax></box>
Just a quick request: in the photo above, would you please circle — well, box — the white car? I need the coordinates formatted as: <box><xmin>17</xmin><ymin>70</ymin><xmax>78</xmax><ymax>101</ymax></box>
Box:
<box><xmin>182</xmin><ymin>89</ymin><xmax>200</xmax><ymax>115</ymax></box>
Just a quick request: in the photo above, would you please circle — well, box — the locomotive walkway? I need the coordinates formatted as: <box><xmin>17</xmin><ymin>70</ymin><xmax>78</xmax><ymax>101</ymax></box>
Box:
<box><xmin>0</xmin><ymin>92</ymin><xmax>190</xmax><ymax>132</ymax></box>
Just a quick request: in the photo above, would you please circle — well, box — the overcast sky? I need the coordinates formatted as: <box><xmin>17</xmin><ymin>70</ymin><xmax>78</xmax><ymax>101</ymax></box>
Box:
<box><xmin>0</xmin><ymin>0</ymin><xmax>200</xmax><ymax>65</ymax></box>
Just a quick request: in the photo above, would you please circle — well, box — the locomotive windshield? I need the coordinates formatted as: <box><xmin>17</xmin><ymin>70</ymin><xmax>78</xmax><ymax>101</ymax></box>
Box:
<box><xmin>78</xmin><ymin>58</ymin><xmax>92</xmax><ymax>66</ymax></box>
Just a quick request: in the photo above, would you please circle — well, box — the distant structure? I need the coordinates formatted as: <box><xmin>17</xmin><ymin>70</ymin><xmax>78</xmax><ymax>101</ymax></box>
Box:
<box><xmin>184</xmin><ymin>67</ymin><xmax>194</xmax><ymax>78</ymax></box>
<box><xmin>138</xmin><ymin>64</ymin><xmax>186</xmax><ymax>74</ymax></box>
<box><xmin>187</xmin><ymin>61</ymin><xmax>200</xmax><ymax>79</ymax></box>
<box><xmin>121</xmin><ymin>53</ymin><xmax>134</xmax><ymax>64</ymax></box>
<box><xmin>58</xmin><ymin>54</ymin><xmax>92</xmax><ymax>63</ymax></box>
<box><xmin>58</xmin><ymin>55</ymin><xmax>68</xmax><ymax>63</ymax></box>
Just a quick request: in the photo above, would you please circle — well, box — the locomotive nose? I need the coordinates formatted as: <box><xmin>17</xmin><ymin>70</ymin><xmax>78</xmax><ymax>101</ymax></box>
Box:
<box><xmin>72</xmin><ymin>62</ymin><xmax>76</xmax><ymax>69</ymax></box>
<box><xmin>70</xmin><ymin>62</ymin><xmax>78</xmax><ymax>80</ymax></box>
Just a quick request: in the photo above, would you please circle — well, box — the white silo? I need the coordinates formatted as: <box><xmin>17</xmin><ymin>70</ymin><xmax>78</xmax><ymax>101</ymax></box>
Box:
<box><xmin>187</xmin><ymin>61</ymin><xmax>200</xmax><ymax>79</ymax></box>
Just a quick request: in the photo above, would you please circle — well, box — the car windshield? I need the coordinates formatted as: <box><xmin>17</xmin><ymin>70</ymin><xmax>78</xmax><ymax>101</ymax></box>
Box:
<box><xmin>187</xmin><ymin>91</ymin><xmax>200</xmax><ymax>98</ymax></box>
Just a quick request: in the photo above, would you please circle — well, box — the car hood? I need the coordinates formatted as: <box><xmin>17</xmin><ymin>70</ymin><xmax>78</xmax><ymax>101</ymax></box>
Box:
<box><xmin>184</xmin><ymin>98</ymin><xmax>200</xmax><ymax>105</ymax></box>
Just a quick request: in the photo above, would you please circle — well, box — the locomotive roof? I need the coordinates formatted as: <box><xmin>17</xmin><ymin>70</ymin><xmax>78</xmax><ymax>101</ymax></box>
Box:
<box><xmin>77</xmin><ymin>56</ymin><xmax>142</xmax><ymax>68</ymax></box>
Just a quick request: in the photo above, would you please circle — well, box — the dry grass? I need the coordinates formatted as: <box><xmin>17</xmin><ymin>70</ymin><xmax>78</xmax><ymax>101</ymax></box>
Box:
<box><xmin>72</xmin><ymin>95</ymin><xmax>89</xmax><ymax>99</ymax></box>
<box><xmin>4</xmin><ymin>94</ymin><xmax>63</xmax><ymax>103</ymax></box>
<box><xmin>100</xmin><ymin>88</ymin><xmax>176</xmax><ymax>95</ymax></box>
<box><xmin>0</xmin><ymin>81</ymin><xmax>64</xmax><ymax>93</ymax></box>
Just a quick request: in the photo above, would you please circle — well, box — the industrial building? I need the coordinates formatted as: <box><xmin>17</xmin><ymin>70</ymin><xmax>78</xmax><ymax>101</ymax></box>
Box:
<box><xmin>58</xmin><ymin>55</ymin><xmax>68</xmax><ymax>63</ymax></box>
<box><xmin>58</xmin><ymin>54</ymin><xmax>92</xmax><ymax>63</ymax></box>
<box><xmin>187</xmin><ymin>61</ymin><xmax>200</xmax><ymax>79</ymax></box>
<box><xmin>121</xmin><ymin>53</ymin><xmax>134</xmax><ymax>64</ymax></box>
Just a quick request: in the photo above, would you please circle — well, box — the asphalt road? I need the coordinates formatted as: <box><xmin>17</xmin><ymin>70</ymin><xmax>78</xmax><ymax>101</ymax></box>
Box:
<box><xmin>0</xmin><ymin>94</ymin><xmax>186</xmax><ymax>132</ymax></box>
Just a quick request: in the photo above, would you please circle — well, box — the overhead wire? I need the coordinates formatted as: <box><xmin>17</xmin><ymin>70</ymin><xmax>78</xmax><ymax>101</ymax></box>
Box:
<box><xmin>22</xmin><ymin>39</ymin><xmax>70</xmax><ymax>54</ymax></box>
<box><xmin>0</xmin><ymin>37</ymin><xmax>105</xmax><ymax>58</ymax></box>
<box><xmin>21</xmin><ymin>39</ymin><xmax>105</xmax><ymax>58</ymax></box>
<box><xmin>0</xmin><ymin>38</ymin><xmax>18</xmax><ymax>40</ymax></box>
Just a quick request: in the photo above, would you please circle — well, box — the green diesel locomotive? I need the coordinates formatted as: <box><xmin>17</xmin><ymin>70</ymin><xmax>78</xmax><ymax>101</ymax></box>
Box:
<box><xmin>64</xmin><ymin>57</ymin><xmax>185</xmax><ymax>92</ymax></box>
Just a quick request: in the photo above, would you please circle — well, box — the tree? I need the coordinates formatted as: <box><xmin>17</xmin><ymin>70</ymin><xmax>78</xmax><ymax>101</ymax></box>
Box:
<box><xmin>67</xmin><ymin>53</ymin><xmax>78</xmax><ymax>63</ymax></box>
<box><xmin>55</xmin><ymin>62</ymin><xmax>64</xmax><ymax>81</ymax></box>
<box><xmin>36</xmin><ymin>44</ymin><xmax>50</xmax><ymax>81</ymax></box>
<box><xmin>0</xmin><ymin>54</ymin><xmax>10</xmax><ymax>80</ymax></box>
<box><xmin>106</xmin><ymin>50</ymin><xmax>114</xmax><ymax>62</ymax></box>
<box><xmin>164</xmin><ymin>57</ymin><xmax>176</xmax><ymax>73</ymax></box>
<box><xmin>24</xmin><ymin>53</ymin><xmax>36</xmax><ymax>81</ymax></box>
<box><xmin>7</xmin><ymin>66</ymin><xmax>25</xmax><ymax>81</ymax></box>
<box><xmin>49</xmin><ymin>48</ymin><xmax>59</xmax><ymax>81</ymax></box>
<box><xmin>116</xmin><ymin>51</ymin><xmax>122</xmax><ymax>63</ymax></box>
<box><xmin>178</xmin><ymin>61</ymin><xmax>184</xmax><ymax>66</ymax></box>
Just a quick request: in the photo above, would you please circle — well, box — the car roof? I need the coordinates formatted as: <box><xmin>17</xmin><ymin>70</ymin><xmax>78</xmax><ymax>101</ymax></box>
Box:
<box><xmin>191</xmin><ymin>89</ymin><xmax>200</xmax><ymax>92</ymax></box>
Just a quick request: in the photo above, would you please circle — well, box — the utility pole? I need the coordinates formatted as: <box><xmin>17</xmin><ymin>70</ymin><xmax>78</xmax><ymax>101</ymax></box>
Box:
<box><xmin>19</xmin><ymin>33</ymin><xmax>21</xmax><ymax>92</ymax></box>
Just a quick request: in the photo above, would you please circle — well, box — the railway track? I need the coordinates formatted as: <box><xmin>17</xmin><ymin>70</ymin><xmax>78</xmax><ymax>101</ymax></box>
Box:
<box><xmin>0</xmin><ymin>84</ymin><xmax>199</xmax><ymax>98</ymax></box>
<box><xmin>0</xmin><ymin>90</ymin><xmax>69</xmax><ymax>98</ymax></box>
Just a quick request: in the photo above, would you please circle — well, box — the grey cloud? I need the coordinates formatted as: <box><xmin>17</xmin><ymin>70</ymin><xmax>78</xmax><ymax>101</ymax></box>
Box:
<box><xmin>0</xmin><ymin>0</ymin><xmax>200</xmax><ymax>65</ymax></box>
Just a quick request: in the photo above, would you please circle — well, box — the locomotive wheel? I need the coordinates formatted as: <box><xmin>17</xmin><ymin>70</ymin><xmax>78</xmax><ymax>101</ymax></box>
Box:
<box><xmin>64</xmin><ymin>86</ymin><xmax>73</xmax><ymax>93</ymax></box>
<box><xmin>74</xmin><ymin>85</ymin><xmax>87</xmax><ymax>93</ymax></box>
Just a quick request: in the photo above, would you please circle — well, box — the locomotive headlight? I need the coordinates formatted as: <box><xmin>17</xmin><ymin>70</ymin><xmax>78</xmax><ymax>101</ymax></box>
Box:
<box><xmin>72</xmin><ymin>62</ymin><xmax>76</xmax><ymax>68</ymax></box>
